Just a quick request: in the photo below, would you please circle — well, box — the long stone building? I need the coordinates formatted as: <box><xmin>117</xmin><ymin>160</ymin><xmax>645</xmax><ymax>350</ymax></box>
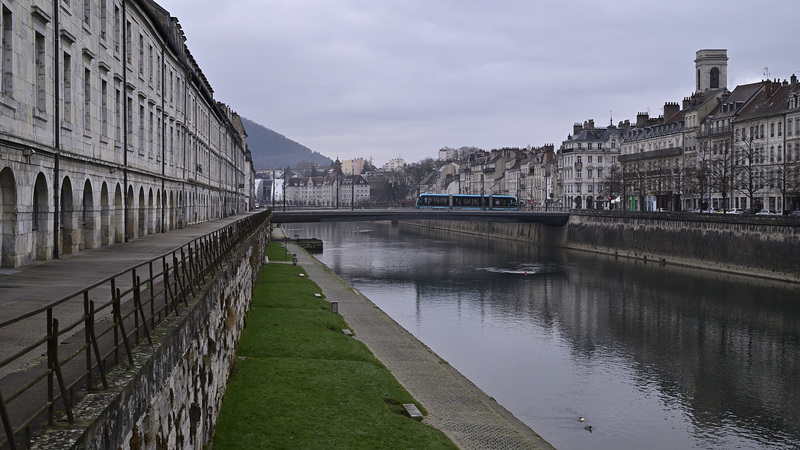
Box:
<box><xmin>0</xmin><ymin>0</ymin><xmax>254</xmax><ymax>268</ymax></box>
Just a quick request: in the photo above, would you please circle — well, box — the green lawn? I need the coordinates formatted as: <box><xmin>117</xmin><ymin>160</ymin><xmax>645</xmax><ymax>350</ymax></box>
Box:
<box><xmin>213</xmin><ymin>243</ymin><xmax>456</xmax><ymax>449</ymax></box>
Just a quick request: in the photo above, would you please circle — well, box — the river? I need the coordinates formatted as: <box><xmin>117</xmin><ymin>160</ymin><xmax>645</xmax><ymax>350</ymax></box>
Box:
<box><xmin>284</xmin><ymin>221</ymin><xmax>800</xmax><ymax>449</ymax></box>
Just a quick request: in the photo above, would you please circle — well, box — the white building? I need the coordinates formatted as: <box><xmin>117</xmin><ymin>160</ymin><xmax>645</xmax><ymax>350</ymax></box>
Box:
<box><xmin>0</xmin><ymin>0</ymin><xmax>252</xmax><ymax>268</ymax></box>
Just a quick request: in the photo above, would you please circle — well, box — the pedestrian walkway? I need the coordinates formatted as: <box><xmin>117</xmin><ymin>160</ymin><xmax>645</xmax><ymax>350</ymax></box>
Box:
<box><xmin>0</xmin><ymin>215</ymin><xmax>247</xmax><ymax>321</ymax></box>
<box><xmin>0</xmin><ymin>214</ymin><xmax>248</xmax><ymax>378</ymax></box>
<box><xmin>280</xmin><ymin>235</ymin><xmax>555</xmax><ymax>450</ymax></box>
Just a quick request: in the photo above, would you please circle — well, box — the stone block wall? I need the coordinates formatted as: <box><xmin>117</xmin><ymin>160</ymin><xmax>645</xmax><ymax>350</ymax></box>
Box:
<box><xmin>405</xmin><ymin>213</ymin><xmax>800</xmax><ymax>283</ymax></box>
<box><xmin>33</xmin><ymin>223</ymin><xmax>267</xmax><ymax>449</ymax></box>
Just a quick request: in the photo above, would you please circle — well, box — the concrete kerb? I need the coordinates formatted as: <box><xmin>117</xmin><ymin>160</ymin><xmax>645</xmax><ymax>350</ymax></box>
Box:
<box><xmin>273</xmin><ymin>234</ymin><xmax>554</xmax><ymax>450</ymax></box>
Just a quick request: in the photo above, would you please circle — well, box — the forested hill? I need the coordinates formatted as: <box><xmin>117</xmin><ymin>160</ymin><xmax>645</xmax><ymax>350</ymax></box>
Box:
<box><xmin>241</xmin><ymin>116</ymin><xmax>332</xmax><ymax>170</ymax></box>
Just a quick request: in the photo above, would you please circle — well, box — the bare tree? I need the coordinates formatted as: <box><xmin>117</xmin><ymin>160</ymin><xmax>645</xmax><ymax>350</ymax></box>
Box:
<box><xmin>733</xmin><ymin>131</ymin><xmax>767</xmax><ymax>213</ymax></box>
<box><xmin>708</xmin><ymin>139</ymin><xmax>736</xmax><ymax>211</ymax></box>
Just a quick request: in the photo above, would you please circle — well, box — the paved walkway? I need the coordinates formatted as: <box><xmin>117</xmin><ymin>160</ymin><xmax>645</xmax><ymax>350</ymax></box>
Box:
<box><xmin>0</xmin><ymin>215</ymin><xmax>247</xmax><ymax>378</ymax></box>
<box><xmin>281</xmin><ymin>235</ymin><xmax>555</xmax><ymax>449</ymax></box>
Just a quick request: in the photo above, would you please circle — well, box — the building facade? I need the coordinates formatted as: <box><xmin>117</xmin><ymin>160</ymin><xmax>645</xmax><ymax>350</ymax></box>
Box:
<box><xmin>0</xmin><ymin>0</ymin><xmax>253</xmax><ymax>268</ymax></box>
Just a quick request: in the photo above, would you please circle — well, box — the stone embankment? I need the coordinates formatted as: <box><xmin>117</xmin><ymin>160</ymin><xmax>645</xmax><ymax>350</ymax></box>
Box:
<box><xmin>406</xmin><ymin>211</ymin><xmax>800</xmax><ymax>283</ymax></box>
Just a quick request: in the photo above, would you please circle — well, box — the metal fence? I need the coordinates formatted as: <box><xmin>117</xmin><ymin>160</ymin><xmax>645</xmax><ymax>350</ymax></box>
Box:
<box><xmin>0</xmin><ymin>211</ymin><xmax>271</xmax><ymax>450</ymax></box>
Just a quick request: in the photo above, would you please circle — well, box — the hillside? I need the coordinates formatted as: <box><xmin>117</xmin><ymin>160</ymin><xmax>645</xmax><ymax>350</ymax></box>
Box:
<box><xmin>241</xmin><ymin>116</ymin><xmax>332</xmax><ymax>170</ymax></box>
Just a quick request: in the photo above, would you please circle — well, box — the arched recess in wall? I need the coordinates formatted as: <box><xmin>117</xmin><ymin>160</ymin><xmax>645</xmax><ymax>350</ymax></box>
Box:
<box><xmin>0</xmin><ymin>167</ymin><xmax>17</xmax><ymax>268</ymax></box>
<box><xmin>138</xmin><ymin>187</ymin><xmax>146</xmax><ymax>238</ymax></box>
<box><xmin>33</xmin><ymin>173</ymin><xmax>50</xmax><ymax>260</ymax></box>
<box><xmin>114</xmin><ymin>184</ymin><xmax>124</xmax><ymax>243</ymax></box>
<box><xmin>169</xmin><ymin>190</ymin><xmax>175</xmax><ymax>231</ymax></box>
<box><xmin>100</xmin><ymin>182</ymin><xmax>112</xmax><ymax>246</ymax></box>
<box><xmin>147</xmin><ymin>188</ymin><xmax>154</xmax><ymax>234</ymax></box>
<box><xmin>60</xmin><ymin>177</ymin><xmax>75</xmax><ymax>255</ymax></box>
<box><xmin>126</xmin><ymin>185</ymin><xmax>135</xmax><ymax>240</ymax></box>
<box><xmin>156</xmin><ymin>189</ymin><xmax>162</xmax><ymax>233</ymax></box>
<box><xmin>82</xmin><ymin>179</ymin><xmax>96</xmax><ymax>250</ymax></box>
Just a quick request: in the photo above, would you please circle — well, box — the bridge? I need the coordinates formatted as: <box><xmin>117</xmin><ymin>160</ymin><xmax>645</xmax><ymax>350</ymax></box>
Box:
<box><xmin>271</xmin><ymin>209</ymin><xmax>570</xmax><ymax>226</ymax></box>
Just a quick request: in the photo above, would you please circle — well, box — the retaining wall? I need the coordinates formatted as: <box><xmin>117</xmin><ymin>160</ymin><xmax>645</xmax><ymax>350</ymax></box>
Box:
<box><xmin>32</xmin><ymin>223</ymin><xmax>268</xmax><ymax>450</ymax></box>
<box><xmin>405</xmin><ymin>212</ymin><xmax>800</xmax><ymax>283</ymax></box>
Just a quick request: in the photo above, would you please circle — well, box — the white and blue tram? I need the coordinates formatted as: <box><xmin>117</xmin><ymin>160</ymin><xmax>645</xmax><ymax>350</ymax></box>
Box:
<box><xmin>414</xmin><ymin>193</ymin><xmax>519</xmax><ymax>210</ymax></box>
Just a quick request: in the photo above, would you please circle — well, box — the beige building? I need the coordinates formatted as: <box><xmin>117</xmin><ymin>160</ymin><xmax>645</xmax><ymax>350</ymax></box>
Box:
<box><xmin>0</xmin><ymin>0</ymin><xmax>253</xmax><ymax>268</ymax></box>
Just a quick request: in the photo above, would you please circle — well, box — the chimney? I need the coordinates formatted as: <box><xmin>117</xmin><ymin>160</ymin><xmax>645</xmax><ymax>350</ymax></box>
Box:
<box><xmin>792</xmin><ymin>74</ymin><xmax>798</xmax><ymax>85</ymax></box>
<box><xmin>664</xmin><ymin>102</ymin><xmax>680</xmax><ymax>120</ymax></box>
<box><xmin>587</xmin><ymin>119</ymin><xmax>595</xmax><ymax>131</ymax></box>
<box><xmin>573</xmin><ymin>123</ymin><xmax>582</xmax><ymax>135</ymax></box>
<box><xmin>636</xmin><ymin>112</ymin><xmax>649</xmax><ymax>127</ymax></box>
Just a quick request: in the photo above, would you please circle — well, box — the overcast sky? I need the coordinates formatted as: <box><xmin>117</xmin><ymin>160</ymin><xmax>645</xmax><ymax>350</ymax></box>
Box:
<box><xmin>162</xmin><ymin>0</ymin><xmax>799</xmax><ymax>168</ymax></box>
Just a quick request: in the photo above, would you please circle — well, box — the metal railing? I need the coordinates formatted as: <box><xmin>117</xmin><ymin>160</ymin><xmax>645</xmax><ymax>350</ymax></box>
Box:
<box><xmin>0</xmin><ymin>211</ymin><xmax>270</xmax><ymax>450</ymax></box>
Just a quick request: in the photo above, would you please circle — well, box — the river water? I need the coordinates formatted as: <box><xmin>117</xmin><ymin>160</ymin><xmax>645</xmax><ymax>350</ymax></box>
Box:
<box><xmin>285</xmin><ymin>221</ymin><xmax>800</xmax><ymax>449</ymax></box>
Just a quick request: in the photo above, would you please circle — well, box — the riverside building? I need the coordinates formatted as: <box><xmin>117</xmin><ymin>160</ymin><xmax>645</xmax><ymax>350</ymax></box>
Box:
<box><xmin>0</xmin><ymin>0</ymin><xmax>254</xmax><ymax>268</ymax></box>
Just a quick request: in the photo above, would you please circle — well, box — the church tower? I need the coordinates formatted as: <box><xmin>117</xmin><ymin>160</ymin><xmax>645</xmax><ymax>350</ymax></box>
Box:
<box><xmin>695</xmin><ymin>49</ymin><xmax>728</xmax><ymax>93</ymax></box>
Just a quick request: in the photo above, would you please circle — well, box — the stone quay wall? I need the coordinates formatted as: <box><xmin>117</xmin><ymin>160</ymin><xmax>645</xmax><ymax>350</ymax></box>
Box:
<box><xmin>33</xmin><ymin>223</ymin><xmax>268</xmax><ymax>450</ymax></box>
<box><xmin>405</xmin><ymin>212</ymin><xmax>800</xmax><ymax>283</ymax></box>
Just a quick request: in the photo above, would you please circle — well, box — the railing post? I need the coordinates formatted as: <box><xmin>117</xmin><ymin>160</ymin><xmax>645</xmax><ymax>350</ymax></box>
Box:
<box><xmin>83</xmin><ymin>292</ymin><xmax>92</xmax><ymax>392</ymax></box>
<box><xmin>134</xmin><ymin>276</ymin><xmax>152</xmax><ymax>345</ymax></box>
<box><xmin>47</xmin><ymin>308</ymin><xmax>53</xmax><ymax>425</ymax></box>
<box><xmin>0</xmin><ymin>385</ymin><xmax>16</xmax><ymax>449</ymax></box>
<box><xmin>114</xmin><ymin>288</ymin><xmax>134</xmax><ymax>365</ymax></box>
<box><xmin>88</xmin><ymin>301</ymin><xmax>108</xmax><ymax>389</ymax></box>
<box><xmin>50</xmin><ymin>319</ymin><xmax>74</xmax><ymax>424</ymax></box>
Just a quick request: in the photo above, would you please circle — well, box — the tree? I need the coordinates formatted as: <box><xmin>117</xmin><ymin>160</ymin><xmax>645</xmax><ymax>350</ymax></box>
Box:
<box><xmin>733</xmin><ymin>130</ymin><xmax>767</xmax><ymax>213</ymax></box>
<box><xmin>602</xmin><ymin>163</ymin><xmax>624</xmax><ymax>209</ymax></box>
<box><xmin>708</xmin><ymin>139</ymin><xmax>736</xmax><ymax>211</ymax></box>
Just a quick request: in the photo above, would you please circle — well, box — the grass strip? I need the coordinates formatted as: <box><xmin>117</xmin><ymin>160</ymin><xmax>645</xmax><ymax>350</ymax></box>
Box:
<box><xmin>213</xmin><ymin>244</ymin><xmax>456</xmax><ymax>449</ymax></box>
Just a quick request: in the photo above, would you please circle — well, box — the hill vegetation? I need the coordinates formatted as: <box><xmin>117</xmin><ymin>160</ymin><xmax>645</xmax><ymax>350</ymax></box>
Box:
<box><xmin>241</xmin><ymin>116</ymin><xmax>332</xmax><ymax>170</ymax></box>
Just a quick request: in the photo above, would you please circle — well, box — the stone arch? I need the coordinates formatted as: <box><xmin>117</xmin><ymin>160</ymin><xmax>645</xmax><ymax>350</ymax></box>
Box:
<box><xmin>147</xmin><ymin>187</ymin><xmax>155</xmax><ymax>234</ymax></box>
<box><xmin>33</xmin><ymin>173</ymin><xmax>51</xmax><ymax>260</ymax></box>
<box><xmin>126</xmin><ymin>185</ymin><xmax>135</xmax><ymax>240</ymax></box>
<box><xmin>0</xmin><ymin>167</ymin><xmax>18</xmax><ymax>267</ymax></box>
<box><xmin>82</xmin><ymin>179</ymin><xmax>98</xmax><ymax>250</ymax></box>
<box><xmin>100</xmin><ymin>182</ymin><xmax>112</xmax><ymax>245</ymax></box>
<box><xmin>114</xmin><ymin>183</ymin><xmax>124</xmax><ymax>243</ymax></box>
<box><xmin>156</xmin><ymin>189</ymin><xmax>162</xmax><ymax>233</ymax></box>
<box><xmin>60</xmin><ymin>177</ymin><xmax>77</xmax><ymax>254</ymax></box>
<box><xmin>138</xmin><ymin>187</ymin><xmax>146</xmax><ymax>237</ymax></box>
<box><xmin>169</xmin><ymin>190</ymin><xmax>175</xmax><ymax>231</ymax></box>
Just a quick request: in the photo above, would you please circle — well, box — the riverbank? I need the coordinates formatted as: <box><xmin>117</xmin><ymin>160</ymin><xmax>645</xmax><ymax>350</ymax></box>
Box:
<box><xmin>404</xmin><ymin>211</ymin><xmax>800</xmax><ymax>284</ymax></box>
<box><xmin>233</xmin><ymin>236</ymin><xmax>554</xmax><ymax>449</ymax></box>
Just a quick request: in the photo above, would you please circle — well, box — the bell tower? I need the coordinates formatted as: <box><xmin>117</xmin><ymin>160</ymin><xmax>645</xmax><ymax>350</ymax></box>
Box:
<box><xmin>695</xmin><ymin>49</ymin><xmax>728</xmax><ymax>93</ymax></box>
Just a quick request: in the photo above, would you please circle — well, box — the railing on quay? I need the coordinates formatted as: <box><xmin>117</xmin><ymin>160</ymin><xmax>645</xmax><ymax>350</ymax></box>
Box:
<box><xmin>0</xmin><ymin>210</ymin><xmax>271</xmax><ymax>450</ymax></box>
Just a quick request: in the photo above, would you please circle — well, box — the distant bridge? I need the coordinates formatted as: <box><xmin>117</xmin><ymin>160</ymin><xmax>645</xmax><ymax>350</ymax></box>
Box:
<box><xmin>271</xmin><ymin>209</ymin><xmax>570</xmax><ymax>226</ymax></box>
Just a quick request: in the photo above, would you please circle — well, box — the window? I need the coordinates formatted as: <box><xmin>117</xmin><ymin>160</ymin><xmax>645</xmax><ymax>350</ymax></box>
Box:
<box><xmin>113</xmin><ymin>6</ymin><xmax>120</xmax><ymax>53</ymax></box>
<box><xmin>778</xmin><ymin>122</ymin><xmax>782</xmax><ymax>137</ymax></box>
<box><xmin>84</xmin><ymin>68</ymin><xmax>91</xmax><ymax>130</ymax></box>
<box><xmin>84</xmin><ymin>0</ymin><xmax>90</xmax><ymax>27</ymax></box>
<box><xmin>100</xmin><ymin>0</ymin><xmax>107</xmax><ymax>38</ymax></box>
<box><xmin>770</xmin><ymin>123</ymin><xmax>775</xmax><ymax>137</ymax></box>
<box><xmin>115</xmin><ymin>86</ymin><xmax>121</xmax><ymax>141</ymax></box>
<box><xmin>587</xmin><ymin>169</ymin><xmax>593</xmax><ymax>178</ymax></box>
<box><xmin>63</xmin><ymin>52</ymin><xmax>72</xmax><ymax>122</ymax></box>
<box><xmin>35</xmin><ymin>31</ymin><xmax>46</xmax><ymax>112</ymax></box>
<box><xmin>710</xmin><ymin>67</ymin><xmax>720</xmax><ymax>89</ymax></box>
<box><xmin>138</xmin><ymin>103</ymin><xmax>145</xmax><ymax>154</ymax></box>
<box><xmin>587</xmin><ymin>143</ymin><xmax>592</xmax><ymax>150</ymax></box>
<box><xmin>587</xmin><ymin>156</ymin><xmax>592</xmax><ymax>163</ymax></box>
<box><xmin>1</xmin><ymin>6</ymin><xmax>12</xmax><ymax>95</ymax></box>
<box><xmin>125</xmin><ymin>21</ymin><xmax>131</xmax><ymax>64</ymax></box>
<box><xmin>598</xmin><ymin>155</ymin><xmax>603</xmax><ymax>163</ymax></box>
<box><xmin>138</xmin><ymin>34</ymin><xmax>143</xmax><ymax>75</ymax></box>
<box><xmin>101</xmin><ymin>78</ymin><xmax>108</xmax><ymax>137</ymax></box>
<box><xmin>597</xmin><ymin>168</ymin><xmax>603</xmax><ymax>177</ymax></box>
<box><xmin>760</xmin><ymin>125</ymin><xmax>765</xmax><ymax>138</ymax></box>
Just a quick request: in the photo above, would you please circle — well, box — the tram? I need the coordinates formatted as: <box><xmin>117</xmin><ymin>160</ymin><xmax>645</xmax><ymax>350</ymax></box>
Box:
<box><xmin>414</xmin><ymin>193</ymin><xmax>519</xmax><ymax>210</ymax></box>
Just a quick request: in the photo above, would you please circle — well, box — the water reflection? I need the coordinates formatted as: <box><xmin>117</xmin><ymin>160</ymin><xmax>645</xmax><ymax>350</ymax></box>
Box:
<box><xmin>286</xmin><ymin>221</ymin><xmax>800</xmax><ymax>449</ymax></box>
